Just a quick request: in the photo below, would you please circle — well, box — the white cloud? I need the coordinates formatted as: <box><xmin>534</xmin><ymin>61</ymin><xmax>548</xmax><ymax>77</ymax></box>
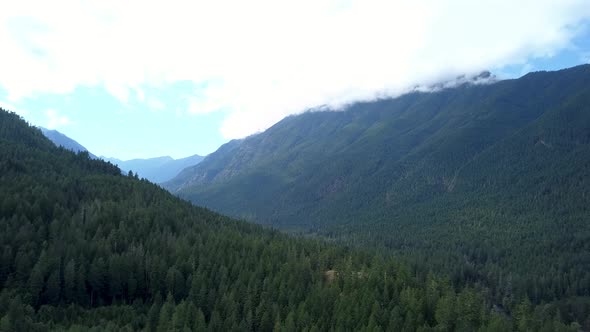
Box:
<box><xmin>187</xmin><ymin>81</ymin><xmax>229</xmax><ymax>115</ymax></box>
<box><xmin>0</xmin><ymin>100</ymin><xmax>28</xmax><ymax>117</ymax></box>
<box><xmin>518</xmin><ymin>63</ymin><xmax>535</xmax><ymax>77</ymax></box>
<box><xmin>46</xmin><ymin>109</ymin><xmax>71</xmax><ymax>129</ymax></box>
<box><xmin>1</xmin><ymin>0</ymin><xmax>589</xmax><ymax>138</ymax></box>
<box><xmin>146</xmin><ymin>97</ymin><xmax>166</xmax><ymax>111</ymax></box>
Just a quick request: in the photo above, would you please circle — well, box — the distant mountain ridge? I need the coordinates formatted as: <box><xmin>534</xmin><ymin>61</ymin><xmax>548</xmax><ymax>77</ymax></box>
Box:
<box><xmin>104</xmin><ymin>154</ymin><xmax>204</xmax><ymax>183</ymax></box>
<box><xmin>39</xmin><ymin>127</ymin><xmax>204</xmax><ymax>183</ymax></box>
<box><xmin>39</xmin><ymin>127</ymin><xmax>96</xmax><ymax>158</ymax></box>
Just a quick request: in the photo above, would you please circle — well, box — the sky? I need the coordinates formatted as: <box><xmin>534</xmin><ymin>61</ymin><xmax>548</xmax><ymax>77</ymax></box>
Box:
<box><xmin>1</xmin><ymin>0</ymin><xmax>590</xmax><ymax>160</ymax></box>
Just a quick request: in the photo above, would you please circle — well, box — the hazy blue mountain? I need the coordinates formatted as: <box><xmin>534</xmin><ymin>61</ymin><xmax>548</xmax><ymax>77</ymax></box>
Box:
<box><xmin>38</xmin><ymin>126</ymin><xmax>203</xmax><ymax>183</ymax></box>
<box><xmin>104</xmin><ymin>154</ymin><xmax>204</xmax><ymax>183</ymax></box>
<box><xmin>40</xmin><ymin>127</ymin><xmax>96</xmax><ymax>158</ymax></box>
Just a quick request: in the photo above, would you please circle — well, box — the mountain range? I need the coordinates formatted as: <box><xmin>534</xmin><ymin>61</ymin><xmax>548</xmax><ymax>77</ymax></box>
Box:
<box><xmin>38</xmin><ymin>127</ymin><xmax>204</xmax><ymax>183</ymax></box>
<box><xmin>103</xmin><ymin>154</ymin><xmax>204</xmax><ymax>183</ymax></box>
<box><xmin>2</xmin><ymin>64</ymin><xmax>589</xmax><ymax>329</ymax></box>
<box><xmin>166</xmin><ymin>65</ymin><xmax>590</xmax><ymax>230</ymax></box>
<box><xmin>165</xmin><ymin>64</ymin><xmax>590</xmax><ymax>317</ymax></box>
<box><xmin>39</xmin><ymin>127</ymin><xmax>96</xmax><ymax>159</ymax></box>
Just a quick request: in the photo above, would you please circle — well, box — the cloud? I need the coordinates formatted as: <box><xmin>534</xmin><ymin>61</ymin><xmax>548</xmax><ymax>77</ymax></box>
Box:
<box><xmin>1</xmin><ymin>0</ymin><xmax>589</xmax><ymax>138</ymax></box>
<box><xmin>146</xmin><ymin>97</ymin><xmax>166</xmax><ymax>111</ymax></box>
<box><xmin>0</xmin><ymin>100</ymin><xmax>28</xmax><ymax>117</ymax></box>
<box><xmin>187</xmin><ymin>82</ymin><xmax>229</xmax><ymax>115</ymax></box>
<box><xmin>46</xmin><ymin>109</ymin><xmax>71</xmax><ymax>129</ymax></box>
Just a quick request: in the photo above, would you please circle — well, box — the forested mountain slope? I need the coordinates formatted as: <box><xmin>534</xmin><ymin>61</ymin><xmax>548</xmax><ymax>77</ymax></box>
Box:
<box><xmin>166</xmin><ymin>65</ymin><xmax>590</xmax><ymax>229</ymax></box>
<box><xmin>5</xmin><ymin>108</ymin><xmax>578</xmax><ymax>330</ymax></box>
<box><xmin>165</xmin><ymin>65</ymin><xmax>590</xmax><ymax>326</ymax></box>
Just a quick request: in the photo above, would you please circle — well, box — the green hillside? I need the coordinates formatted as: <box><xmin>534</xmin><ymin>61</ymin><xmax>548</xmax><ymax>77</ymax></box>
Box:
<box><xmin>4</xmin><ymin>108</ymin><xmax>574</xmax><ymax>330</ymax></box>
<box><xmin>166</xmin><ymin>65</ymin><xmax>590</xmax><ymax>326</ymax></box>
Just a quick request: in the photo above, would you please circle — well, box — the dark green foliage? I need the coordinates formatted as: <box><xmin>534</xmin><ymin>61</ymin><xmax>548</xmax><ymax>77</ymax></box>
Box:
<box><xmin>2</xmin><ymin>109</ymin><xmax>574</xmax><ymax>330</ymax></box>
<box><xmin>166</xmin><ymin>65</ymin><xmax>590</xmax><ymax>327</ymax></box>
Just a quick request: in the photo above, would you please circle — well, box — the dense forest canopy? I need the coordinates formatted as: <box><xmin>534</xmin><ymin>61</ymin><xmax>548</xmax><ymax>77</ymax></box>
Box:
<box><xmin>164</xmin><ymin>65</ymin><xmax>590</xmax><ymax>328</ymax></box>
<box><xmin>4</xmin><ymin>108</ymin><xmax>584</xmax><ymax>331</ymax></box>
<box><xmin>3</xmin><ymin>62</ymin><xmax>590</xmax><ymax>331</ymax></box>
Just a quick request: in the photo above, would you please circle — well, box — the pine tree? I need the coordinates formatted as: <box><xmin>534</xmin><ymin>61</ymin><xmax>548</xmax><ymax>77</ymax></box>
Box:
<box><xmin>64</xmin><ymin>259</ymin><xmax>76</xmax><ymax>302</ymax></box>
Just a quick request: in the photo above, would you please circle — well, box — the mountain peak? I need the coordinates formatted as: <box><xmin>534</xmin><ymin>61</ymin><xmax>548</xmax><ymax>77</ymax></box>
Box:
<box><xmin>413</xmin><ymin>70</ymin><xmax>497</xmax><ymax>93</ymax></box>
<box><xmin>39</xmin><ymin>127</ymin><xmax>96</xmax><ymax>158</ymax></box>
